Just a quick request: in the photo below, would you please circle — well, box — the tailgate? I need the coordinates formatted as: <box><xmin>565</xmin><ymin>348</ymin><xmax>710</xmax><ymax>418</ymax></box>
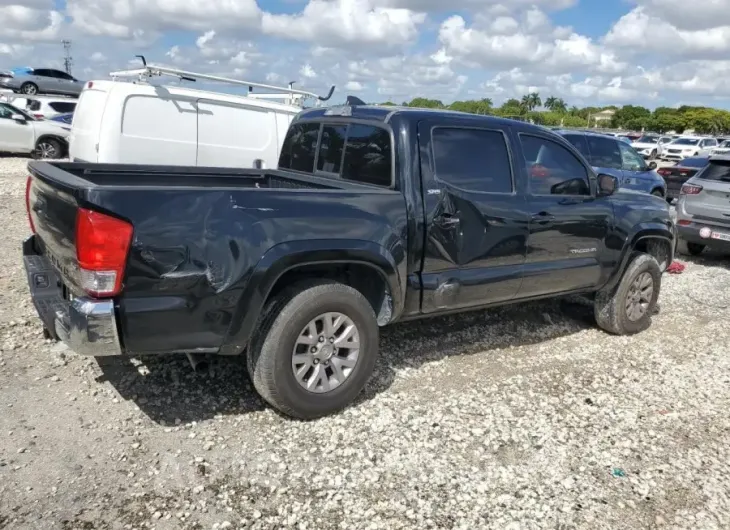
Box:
<box><xmin>27</xmin><ymin>164</ymin><xmax>85</xmax><ymax>294</ymax></box>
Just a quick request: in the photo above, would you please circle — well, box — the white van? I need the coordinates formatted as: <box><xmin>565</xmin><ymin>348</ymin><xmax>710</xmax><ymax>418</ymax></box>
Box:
<box><xmin>69</xmin><ymin>80</ymin><xmax>304</xmax><ymax>168</ymax></box>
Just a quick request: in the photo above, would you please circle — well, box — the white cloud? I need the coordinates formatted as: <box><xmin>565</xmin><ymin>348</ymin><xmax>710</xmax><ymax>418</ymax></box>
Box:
<box><xmin>605</xmin><ymin>7</ymin><xmax>730</xmax><ymax>59</ymax></box>
<box><xmin>66</xmin><ymin>0</ymin><xmax>261</xmax><ymax>38</ymax></box>
<box><xmin>437</xmin><ymin>9</ymin><xmax>626</xmax><ymax>75</ymax></box>
<box><xmin>0</xmin><ymin>5</ymin><xmax>63</xmax><ymax>41</ymax></box>
<box><xmin>2</xmin><ymin>0</ymin><xmax>730</xmax><ymax>109</ymax></box>
<box><xmin>262</xmin><ymin>0</ymin><xmax>426</xmax><ymax>49</ymax></box>
<box><xmin>373</xmin><ymin>0</ymin><xmax>577</xmax><ymax>11</ymax></box>
<box><xmin>300</xmin><ymin>63</ymin><xmax>317</xmax><ymax>79</ymax></box>
<box><xmin>634</xmin><ymin>0</ymin><xmax>730</xmax><ymax>31</ymax></box>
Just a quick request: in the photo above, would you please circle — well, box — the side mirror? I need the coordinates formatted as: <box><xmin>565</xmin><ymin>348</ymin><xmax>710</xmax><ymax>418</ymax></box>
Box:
<box><xmin>10</xmin><ymin>113</ymin><xmax>26</xmax><ymax>123</ymax></box>
<box><xmin>648</xmin><ymin>161</ymin><xmax>658</xmax><ymax>170</ymax></box>
<box><xmin>597</xmin><ymin>174</ymin><xmax>619</xmax><ymax>196</ymax></box>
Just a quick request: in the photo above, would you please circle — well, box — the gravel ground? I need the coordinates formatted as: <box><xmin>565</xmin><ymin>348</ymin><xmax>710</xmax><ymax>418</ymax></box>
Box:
<box><xmin>1</xmin><ymin>156</ymin><xmax>730</xmax><ymax>530</ymax></box>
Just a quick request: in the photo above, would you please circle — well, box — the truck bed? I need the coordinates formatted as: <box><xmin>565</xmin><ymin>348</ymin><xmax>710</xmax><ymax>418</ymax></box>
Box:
<box><xmin>25</xmin><ymin>160</ymin><xmax>408</xmax><ymax>356</ymax></box>
<box><xmin>30</xmin><ymin>161</ymin><xmax>365</xmax><ymax>191</ymax></box>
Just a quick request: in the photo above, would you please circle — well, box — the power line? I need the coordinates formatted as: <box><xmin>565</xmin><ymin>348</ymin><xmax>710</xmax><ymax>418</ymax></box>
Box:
<box><xmin>62</xmin><ymin>40</ymin><xmax>73</xmax><ymax>75</ymax></box>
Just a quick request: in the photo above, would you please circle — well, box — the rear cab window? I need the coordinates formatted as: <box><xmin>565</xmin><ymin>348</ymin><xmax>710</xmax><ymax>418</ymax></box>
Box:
<box><xmin>278</xmin><ymin>121</ymin><xmax>393</xmax><ymax>187</ymax></box>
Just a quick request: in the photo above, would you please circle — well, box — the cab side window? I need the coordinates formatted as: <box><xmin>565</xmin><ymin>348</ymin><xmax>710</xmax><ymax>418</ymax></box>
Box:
<box><xmin>431</xmin><ymin>127</ymin><xmax>513</xmax><ymax>193</ymax></box>
<box><xmin>520</xmin><ymin>134</ymin><xmax>591</xmax><ymax>196</ymax></box>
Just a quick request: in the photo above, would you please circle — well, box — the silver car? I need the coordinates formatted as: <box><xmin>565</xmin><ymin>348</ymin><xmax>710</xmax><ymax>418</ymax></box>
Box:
<box><xmin>0</xmin><ymin>68</ymin><xmax>84</xmax><ymax>96</ymax></box>
<box><xmin>676</xmin><ymin>155</ymin><xmax>730</xmax><ymax>255</ymax></box>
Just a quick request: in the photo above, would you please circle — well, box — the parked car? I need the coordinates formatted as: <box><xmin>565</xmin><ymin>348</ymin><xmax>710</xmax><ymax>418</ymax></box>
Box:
<box><xmin>0</xmin><ymin>102</ymin><xmax>70</xmax><ymax>158</ymax></box>
<box><xmin>0</xmin><ymin>96</ymin><xmax>77</xmax><ymax>119</ymax></box>
<box><xmin>657</xmin><ymin>157</ymin><xmax>710</xmax><ymax>203</ymax></box>
<box><xmin>70</xmin><ymin>79</ymin><xmax>305</xmax><ymax>168</ymax></box>
<box><xmin>661</xmin><ymin>136</ymin><xmax>718</xmax><ymax>161</ymax></box>
<box><xmin>631</xmin><ymin>134</ymin><xmax>661</xmax><ymax>159</ymax></box>
<box><xmin>676</xmin><ymin>155</ymin><xmax>730</xmax><ymax>255</ymax></box>
<box><xmin>617</xmin><ymin>135</ymin><xmax>633</xmax><ymax>144</ymax></box>
<box><xmin>0</xmin><ymin>68</ymin><xmax>84</xmax><ymax>96</ymax></box>
<box><xmin>558</xmin><ymin>130</ymin><xmax>667</xmax><ymax>197</ymax></box>
<box><xmin>710</xmin><ymin>139</ymin><xmax>730</xmax><ymax>156</ymax></box>
<box><xmin>22</xmin><ymin>106</ymin><xmax>676</xmax><ymax>418</ymax></box>
<box><xmin>49</xmin><ymin>112</ymin><xmax>73</xmax><ymax>125</ymax></box>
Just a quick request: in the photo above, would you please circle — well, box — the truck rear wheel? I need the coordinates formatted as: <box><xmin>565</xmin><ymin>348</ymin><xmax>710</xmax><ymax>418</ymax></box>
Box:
<box><xmin>594</xmin><ymin>253</ymin><xmax>661</xmax><ymax>335</ymax></box>
<box><xmin>248</xmin><ymin>281</ymin><xmax>379</xmax><ymax>419</ymax></box>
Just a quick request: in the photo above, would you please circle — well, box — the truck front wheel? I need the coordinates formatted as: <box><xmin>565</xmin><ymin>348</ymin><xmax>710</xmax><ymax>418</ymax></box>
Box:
<box><xmin>594</xmin><ymin>253</ymin><xmax>661</xmax><ymax>335</ymax></box>
<box><xmin>248</xmin><ymin>280</ymin><xmax>379</xmax><ymax>419</ymax></box>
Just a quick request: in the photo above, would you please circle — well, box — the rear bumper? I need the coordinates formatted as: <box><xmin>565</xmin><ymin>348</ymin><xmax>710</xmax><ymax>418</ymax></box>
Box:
<box><xmin>677</xmin><ymin>222</ymin><xmax>730</xmax><ymax>249</ymax></box>
<box><xmin>23</xmin><ymin>235</ymin><xmax>122</xmax><ymax>356</ymax></box>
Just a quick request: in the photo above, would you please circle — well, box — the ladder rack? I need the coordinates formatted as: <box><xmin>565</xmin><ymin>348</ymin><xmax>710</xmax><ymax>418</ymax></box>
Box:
<box><xmin>109</xmin><ymin>55</ymin><xmax>335</xmax><ymax>106</ymax></box>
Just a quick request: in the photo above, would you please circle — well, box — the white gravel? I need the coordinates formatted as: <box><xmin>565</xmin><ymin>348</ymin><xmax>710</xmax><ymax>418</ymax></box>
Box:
<box><xmin>1</xmin><ymin>156</ymin><xmax>730</xmax><ymax>529</ymax></box>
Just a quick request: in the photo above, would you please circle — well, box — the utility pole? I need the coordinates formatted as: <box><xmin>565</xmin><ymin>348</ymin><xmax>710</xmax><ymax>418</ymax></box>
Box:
<box><xmin>62</xmin><ymin>40</ymin><xmax>73</xmax><ymax>75</ymax></box>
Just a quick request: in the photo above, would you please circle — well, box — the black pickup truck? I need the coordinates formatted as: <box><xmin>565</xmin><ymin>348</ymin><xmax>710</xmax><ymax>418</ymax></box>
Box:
<box><xmin>23</xmin><ymin>105</ymin><xmax>676</xmax><ymax>418</ymax></box>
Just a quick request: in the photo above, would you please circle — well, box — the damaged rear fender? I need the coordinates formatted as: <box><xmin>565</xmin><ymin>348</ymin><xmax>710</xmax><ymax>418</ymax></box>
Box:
<box><xmin>218</xmin><ymin>239</ymin><xmax>405</xmax><ymax>355</ymax></box>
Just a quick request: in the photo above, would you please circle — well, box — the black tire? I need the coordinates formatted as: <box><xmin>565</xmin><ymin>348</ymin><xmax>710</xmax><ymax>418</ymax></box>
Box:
<box><xmin>20</xmin><ymin>82</ymin><xmax>38</xmax><ymax>95</ymax></box>
<box><xmin>666</xmin><ymin>197</ymin><xmax>673</xmax><ymax>204</ymax></box>
<box><xmin>686</xmin><ymin>242</ymin><xmax>705</xmax><ymax>256</ymax></box>
<box><xmin>33</xmin><ymin>138</ymin><xmax>62</xmax><ymax>159</ymax></box>
<box><xmin>248</xmin><ymin>281</ymin><xmax>379</xmax><ymax>419</ymax></box>
<box><xmin>594</xmin><ymin>253</ymin><xmax>661</xmax><ymax>335</ymax></box>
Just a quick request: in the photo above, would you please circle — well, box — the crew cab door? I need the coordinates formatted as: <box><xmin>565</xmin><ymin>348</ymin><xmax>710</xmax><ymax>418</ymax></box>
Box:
<box><xmin>515</xmin><ymin>132</ymin><xmax>613</xmax><ymax>298</ymax></box>
<box><xmin>418</xmin><ymin>119</ymin><xmax>529</xmax><ymax>313</ymax></box>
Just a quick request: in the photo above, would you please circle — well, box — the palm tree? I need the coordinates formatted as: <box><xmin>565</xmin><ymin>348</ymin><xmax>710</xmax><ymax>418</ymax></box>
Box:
<box><xmin>545</xmin><ymin>96</ymin><xmax>567</xmax><ymax>113</ymax></box>
<box><xmin>520</xmin><ymin>92</ymin><xmax>542</xmax><ymax>112</ymax></box>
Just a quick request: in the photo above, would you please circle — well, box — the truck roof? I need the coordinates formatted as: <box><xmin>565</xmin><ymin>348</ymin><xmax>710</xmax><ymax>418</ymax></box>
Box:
<box><xmin>298</xmin><ymin>104</ymin><xmax>549</xmax><ymax>133</ymax></box>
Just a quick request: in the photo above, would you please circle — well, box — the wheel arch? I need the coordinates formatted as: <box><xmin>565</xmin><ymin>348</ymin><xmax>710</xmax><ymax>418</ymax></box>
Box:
<box><xmin>35</xmin><ymin>134</ymin><xmax>68</xmax><ymax>156</ymax></box>
<box><xmin>218</xmin><ymin>239</ymin><xmax>406</xmax><ymax>355</ymax></box>
<box><xmin>603</xmin><ymin>225</ymin><xmax>674</xmax><ymax>292</ymax></box>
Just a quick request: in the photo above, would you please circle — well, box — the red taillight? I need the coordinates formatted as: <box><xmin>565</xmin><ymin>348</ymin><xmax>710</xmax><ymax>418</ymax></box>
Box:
<box><xmin>678</xmin><ymin>219</ymin><xmax>691</xmax><ymax>226</ymax></box>
<box><xmin>25</xmin><ymin>176</ymin><xmax>35</xmax><ymax>234</ymax></box>
<box><xmin>680</xmin><ymin>184</ymin><xmax>703</xmax><ymax>195</ymax></box>
<box><xmin>87</xmin><ymin>81</ymin><xmax>93</xmax><ymax>89</ymax></box>
<box><xmin>657</xmin><ymin>168</ymin><xmax>670</xmax><ymax>176</ymax></box>
<box><xmin>33</xmin><ymin>113</ymin><xmax>44</xmax><ymax>119</ymax></box>
<box><xmin>75</xmin><ymin>208</ymin><xmax>133</xmax><ymax>297</ymax></box>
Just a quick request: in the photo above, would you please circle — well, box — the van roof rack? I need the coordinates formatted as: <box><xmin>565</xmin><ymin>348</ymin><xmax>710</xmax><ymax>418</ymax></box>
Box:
<box><xmin>109</xmin><ymin>55</ymin><xmax>335</xmax><ymax>106</ymax></box>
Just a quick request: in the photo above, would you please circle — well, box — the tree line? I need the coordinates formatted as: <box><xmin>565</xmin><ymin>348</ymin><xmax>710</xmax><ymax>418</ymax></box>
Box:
<box><xmin>378</xmin><ymin>94</ymin><xmax>730</xmax><ymax>134</ymax></box>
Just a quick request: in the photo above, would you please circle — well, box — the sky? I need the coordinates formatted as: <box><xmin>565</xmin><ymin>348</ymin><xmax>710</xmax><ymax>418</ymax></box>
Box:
<box><xmin>2</xmin><ymin>0</ymin><xmax>730</xmax><ymax>109</ymax></box>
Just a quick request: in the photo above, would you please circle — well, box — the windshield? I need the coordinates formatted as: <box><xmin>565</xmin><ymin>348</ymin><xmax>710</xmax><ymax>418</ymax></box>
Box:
<box><xmin>636</xmin><ymin>136</ymin><xmax>658</xmax><ymax>143</ymax></box>
<box><xmin>720</xmin><ymin>140</ymin><xmax>730</xmax><ymax>148</ymax></box>
<box><xmin>659</xmin><ymin>137</ymin><xmax>672</xmax><ymax>143</ymax></box>
<box><xmin>5</xmin><ymin>104</ymin><xmax>34</xmax><ymax>121</ymax></box>
<box><xmin>672</xmin><ymin>138</ymin><xmax>700</xmax><ymax>146</ymax></box>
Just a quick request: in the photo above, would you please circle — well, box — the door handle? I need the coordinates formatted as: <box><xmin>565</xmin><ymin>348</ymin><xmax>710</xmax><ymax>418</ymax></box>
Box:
<box><xmin>435</xmin><ymin>212</ymin><xmax>460</xmax><ymax>228</ymax></box>
<box><xmin>530</xmin><ymin>212</ymin><xmax>555</xmax><ymax>224</ymax></box>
